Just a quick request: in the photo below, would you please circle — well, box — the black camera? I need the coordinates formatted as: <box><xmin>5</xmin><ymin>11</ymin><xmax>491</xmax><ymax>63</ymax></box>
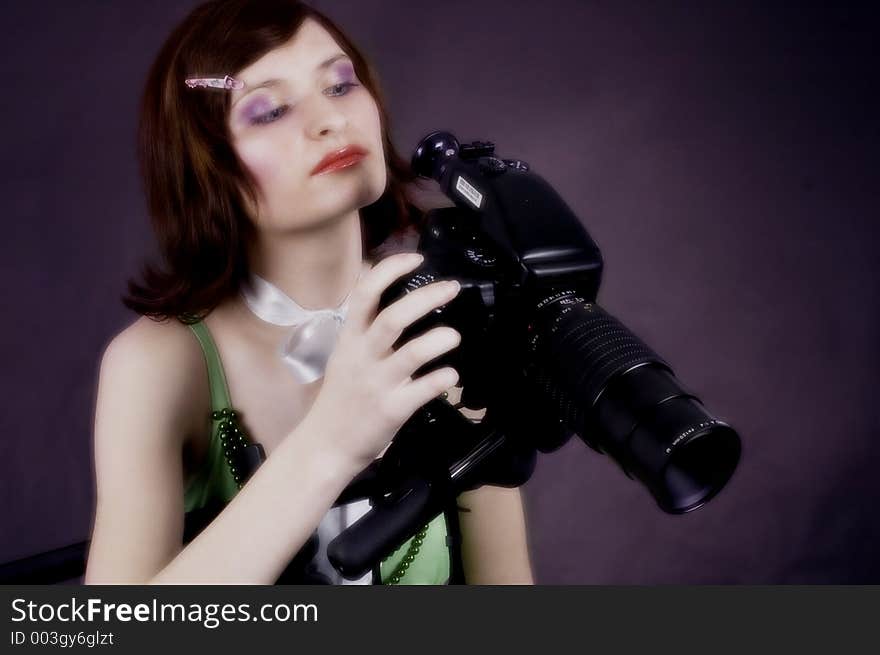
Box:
<box><xmin>326</xmin><ymin>131</ymin><xmax>742</xmax><ymax>579</ymax></box>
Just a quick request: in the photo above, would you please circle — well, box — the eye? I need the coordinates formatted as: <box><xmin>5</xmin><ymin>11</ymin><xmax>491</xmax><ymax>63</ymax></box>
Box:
<box><xmin>325</xmin><ymin>81</ymin><xmax>359</xmax><ymax>96</ymax></box>
<box><xmin>251</xmin><ymin>105</ymin><xmax>290</xmax><ymax>126</ymax></box>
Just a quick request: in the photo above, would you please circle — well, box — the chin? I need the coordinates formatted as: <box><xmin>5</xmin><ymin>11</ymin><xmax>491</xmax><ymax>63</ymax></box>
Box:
<box><xmin>273</xmin><ymin>168</ymin><xmax>387</xmax><ymax>228</ymax></box>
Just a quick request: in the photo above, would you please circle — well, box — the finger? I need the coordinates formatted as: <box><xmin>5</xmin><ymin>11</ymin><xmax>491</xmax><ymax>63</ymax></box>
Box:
<box><xmin>367</xmin><ymin>279</ymin><xmax>461</xmax><ymax>354</ymax></box>
<box><xmin>386</xmin><ymin>326</ymin><xmax>461</xmax><ymax>380</ymax></box>
<box><xmin>345</xmin><ymin>253</ymin><xmax>424</xmax><ymax>332</ymax></box>
<box><xmin>396</xmin><ymin>367</ymin><xmax>460</xmax><ymax>414</ymax></box>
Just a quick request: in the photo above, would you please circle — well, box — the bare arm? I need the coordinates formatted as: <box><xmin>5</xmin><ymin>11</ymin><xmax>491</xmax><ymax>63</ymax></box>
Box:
<box><xmin>457</xmin><ymin>485</ymin><xmax>535</xmax><ymax>585</ymax></box>
<box><xmin>152</xmin><ymin>417</ymin><xmax>357</xmax><ymax>584</ymax></box>
<box><xmin>84</xmin><ymin>318</ymin><xmax>362</xmax><ymax>585</ymax></box>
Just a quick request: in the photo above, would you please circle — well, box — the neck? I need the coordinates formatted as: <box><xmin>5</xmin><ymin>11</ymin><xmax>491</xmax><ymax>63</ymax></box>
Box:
<box><xmin>246</xmin><ymin>209</ymin><xmax>369</xmax><ymax>310</ymax></box>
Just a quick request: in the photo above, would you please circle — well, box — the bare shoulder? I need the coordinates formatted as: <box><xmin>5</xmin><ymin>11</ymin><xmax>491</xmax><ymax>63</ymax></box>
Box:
<box><xmin>98</xmin><ymin>315</ymin><xmax>209</xmax><ymax>447</ymax></box>
<box><xmin>104</xmin><ymin>315</ymin><xmax>201</xmax><ymax>366</ymax></box>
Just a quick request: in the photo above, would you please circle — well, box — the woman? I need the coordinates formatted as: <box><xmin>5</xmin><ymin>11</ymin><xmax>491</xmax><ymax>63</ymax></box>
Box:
<box><xmin>84</xmin><ymin>0</ymin><xmax>534</xmax><ymax>585</ymax></box>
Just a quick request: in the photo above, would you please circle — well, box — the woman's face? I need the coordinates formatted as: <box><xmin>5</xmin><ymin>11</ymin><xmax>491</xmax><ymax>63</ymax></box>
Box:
<box><xmin>226</xmin><ymin>18</ymin><xmax>387</xmax><ymax>232</ymax></box>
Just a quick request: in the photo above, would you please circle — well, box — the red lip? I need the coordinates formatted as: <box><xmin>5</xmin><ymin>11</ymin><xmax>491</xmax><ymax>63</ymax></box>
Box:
<box><xmin>310</xmin><ymin>145</ymin><xmax>369</xmax><ymax>176</ymax></box>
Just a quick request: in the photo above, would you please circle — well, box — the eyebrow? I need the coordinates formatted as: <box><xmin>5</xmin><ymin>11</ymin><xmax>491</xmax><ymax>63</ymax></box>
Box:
<box><xmin>230</xmin><ymin>53</ymin><xmax>351</xmax><ymax>110</ymax></box>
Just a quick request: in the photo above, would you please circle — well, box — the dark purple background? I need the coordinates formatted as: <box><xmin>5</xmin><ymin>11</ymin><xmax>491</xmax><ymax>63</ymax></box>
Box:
<box><xmin>1</xmin><ymin>1</ymin><xmax>877</xmax><ymax>583</ymax></box>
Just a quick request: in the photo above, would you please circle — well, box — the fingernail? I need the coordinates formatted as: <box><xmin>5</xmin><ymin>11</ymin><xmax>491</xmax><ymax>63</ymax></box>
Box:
<box><xmin>411</xmin><ymin>253</ymin><xmax>425</xmax><ymax>265</ymax></box>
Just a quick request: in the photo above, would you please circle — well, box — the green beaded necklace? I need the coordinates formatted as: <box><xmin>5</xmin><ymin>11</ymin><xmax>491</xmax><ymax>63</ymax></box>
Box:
<box><xmin>381</xmin><ymin>523</ymin><xmax>430</xmax><ymax>585</ymax></box>
<box><xmin>212</xmin><ymin>408</ymin><xmax>247</xmax><ymax>488</ymax></box>
<box><xmin>210</xmin><ymin>406</ymin><xmax>429</xmax><ymax>584</ymax></box>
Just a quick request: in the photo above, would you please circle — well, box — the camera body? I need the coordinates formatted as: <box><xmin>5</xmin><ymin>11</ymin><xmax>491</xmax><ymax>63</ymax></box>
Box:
<box><xmin>379</xmin><ymin>132</ymin><xmax>740</xmax><ymax>513</ymax></box>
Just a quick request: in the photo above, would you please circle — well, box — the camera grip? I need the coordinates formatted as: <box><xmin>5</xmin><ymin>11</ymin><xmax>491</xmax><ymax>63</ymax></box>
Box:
<box><xmin>325</xmin><ymin>477</ymin><xmax>441</xmax><ymax>580</ymax></box>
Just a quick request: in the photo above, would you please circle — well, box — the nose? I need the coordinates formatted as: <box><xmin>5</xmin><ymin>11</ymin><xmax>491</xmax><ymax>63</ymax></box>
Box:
<box><xmin>304</xmin><ymin>93</ymin><xmax>348</xmax><ymax>140</ymax></box>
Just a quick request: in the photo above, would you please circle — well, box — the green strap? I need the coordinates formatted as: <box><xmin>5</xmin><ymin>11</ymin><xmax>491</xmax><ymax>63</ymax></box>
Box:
<box><xmin>183</xmin><ymin>319</ymin><xmax>241</xmax><ymax>513</ymax></box>
<box><xmin>186</xmin><ymin>320</ymin><xmax>233</xmax><ymax>413</ymax></box>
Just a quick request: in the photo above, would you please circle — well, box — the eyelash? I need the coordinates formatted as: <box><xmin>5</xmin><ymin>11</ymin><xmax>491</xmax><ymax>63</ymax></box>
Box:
<box><xmin>250</xmin><ymin>82</ymin><xmax>360</xmax><ymax>126</ymax></box>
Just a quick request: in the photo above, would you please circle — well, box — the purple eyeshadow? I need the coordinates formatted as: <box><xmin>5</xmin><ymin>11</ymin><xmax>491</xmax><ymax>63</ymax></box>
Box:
<box><xmin>242</xmin><ymin>99</ymin><xmax>271</xmax><ymax>122</ymax></box>
<box><xmin>334</xmin><ymin>61</ymin><xmax>356</xmax><ymax>82</ymax></box>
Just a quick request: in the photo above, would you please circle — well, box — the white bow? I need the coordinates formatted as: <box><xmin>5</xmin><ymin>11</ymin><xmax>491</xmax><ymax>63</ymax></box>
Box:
<box><xmin>240</xmin><ymin>273</ymin><xmax>357</xmax><ymax>384</ymax></box>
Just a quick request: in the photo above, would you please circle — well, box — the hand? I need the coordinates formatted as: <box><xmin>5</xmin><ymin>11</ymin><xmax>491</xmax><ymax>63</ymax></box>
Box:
<box><xmin>301</xmin><ymin>253</ymin><xmax>464</xmax><ymax>472</ymax></box>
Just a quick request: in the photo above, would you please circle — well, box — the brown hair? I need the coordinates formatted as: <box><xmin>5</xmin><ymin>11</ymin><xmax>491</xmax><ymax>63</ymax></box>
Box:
<box><xmin>123</xmin><ymin>0</ymin><xmax>427</xmax><ymax>322</ymax></box>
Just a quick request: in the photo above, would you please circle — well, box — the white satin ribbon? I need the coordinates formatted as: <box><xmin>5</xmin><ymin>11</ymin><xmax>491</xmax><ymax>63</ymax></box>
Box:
<box><xmin>240</xmin><ymin>272</ymin><xmax>360</xmax><ymax>384</ymax></box>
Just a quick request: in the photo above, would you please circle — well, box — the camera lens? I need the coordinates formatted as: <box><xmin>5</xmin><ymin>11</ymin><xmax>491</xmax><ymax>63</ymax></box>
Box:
<box><xmin>526</xmin><ymin>293</ymin><xmax>741</xmax><ymax>513</ymax></box>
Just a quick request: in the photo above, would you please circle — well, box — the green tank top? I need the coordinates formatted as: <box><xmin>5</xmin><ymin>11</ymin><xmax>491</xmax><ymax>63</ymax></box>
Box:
<box><xmin>182</xmin><ymin>319</ymin><xmax>451</xmax><ymax>585</ymax></box>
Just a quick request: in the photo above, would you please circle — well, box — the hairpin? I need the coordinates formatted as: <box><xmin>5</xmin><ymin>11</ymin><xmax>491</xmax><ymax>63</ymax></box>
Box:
<box><xmin>184</xmin><ymin>74</ymin><xmax>245</xmax><ymax>90</ymax></box>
